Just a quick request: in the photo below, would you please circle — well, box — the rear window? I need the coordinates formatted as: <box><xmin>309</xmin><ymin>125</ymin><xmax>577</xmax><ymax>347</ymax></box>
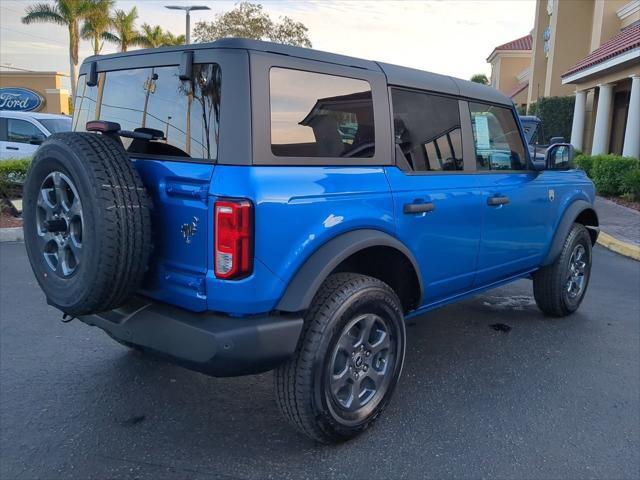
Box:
<box><xmin>73</xmin><ymin>64</ymin><xmax>220</xmax><ymax>161</ymax></box>
<box><xmin>39</xmin><ymin>118</ymin><xmax>72</xmax><ymax>134</ymax></box>
<box><xmin>269</xmin><ymin>68</ymin><xmax>375</xmax><ymax>158</ymax></box>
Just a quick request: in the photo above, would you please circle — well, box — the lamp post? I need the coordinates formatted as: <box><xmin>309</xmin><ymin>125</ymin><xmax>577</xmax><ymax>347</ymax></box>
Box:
<box><xmin>165</xmin><ymin>5</ymin><xmax>210</xmax><ymax>44</ymax></box>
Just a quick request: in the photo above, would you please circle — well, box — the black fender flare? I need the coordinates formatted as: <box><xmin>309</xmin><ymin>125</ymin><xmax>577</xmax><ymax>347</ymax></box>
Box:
<box><xmin>276</xmin><ymin>229</ymin><xmax>423</xmax><ymax>313</ymax></box>
<box><xmin>542</xmin><ymin>200</ymin><xmax>599</xmax><ymax>266</ymax></box>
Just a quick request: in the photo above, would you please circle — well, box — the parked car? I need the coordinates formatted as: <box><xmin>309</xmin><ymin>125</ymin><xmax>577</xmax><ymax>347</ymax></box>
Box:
<box><xmin>22</xmin><ymin>39</ymin><xmax>598</xmax><ymax>444</ymax></box>
<box><xmin>0</xmin><ymin>111</ymin><xmax>71</xmax><ymax>160</ymax></box>
<box><xmin>519</xmin><ymin>115</ymin><xmax>567</xmax><ymax>161</ymax></box>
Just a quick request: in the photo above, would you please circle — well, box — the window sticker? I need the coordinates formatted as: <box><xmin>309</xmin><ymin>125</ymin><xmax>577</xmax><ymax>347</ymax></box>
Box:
<box><xmin>474</xmin><ymin>114</ymin><xmax>491</xmax><ymax>150</ymax></box>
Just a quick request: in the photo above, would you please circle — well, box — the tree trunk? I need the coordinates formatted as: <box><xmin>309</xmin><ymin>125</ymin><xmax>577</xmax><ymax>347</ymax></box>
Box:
<box><xmin>69</xmin><ymin>54</ymin><xmax>78</xmax><ymax>102</ymax></box>
<box><xmin>68</xmin><ymin>23</ymin><xmax>79</xmax><ymax>103</ymax></box>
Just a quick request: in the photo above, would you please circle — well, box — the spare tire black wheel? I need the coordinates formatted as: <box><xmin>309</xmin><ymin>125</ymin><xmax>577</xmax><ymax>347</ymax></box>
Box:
<box><xmin>23</xmin><ymin>132</ymin><xmax>152</xmax><ymax>316</ymax></box>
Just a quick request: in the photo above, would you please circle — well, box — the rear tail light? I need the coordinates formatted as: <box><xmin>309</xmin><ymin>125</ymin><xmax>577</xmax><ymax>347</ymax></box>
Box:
<box><xmin>214</xmin><ymin>199</ymin><xmax>253</xmax><ymax>279</ymax></box>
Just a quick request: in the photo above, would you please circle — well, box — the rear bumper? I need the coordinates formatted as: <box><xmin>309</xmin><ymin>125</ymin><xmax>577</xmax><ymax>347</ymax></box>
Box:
<box><xmin>78</xmin><ymin>297</ymin><xmax>303</xmax><ymax>377</ymax></box>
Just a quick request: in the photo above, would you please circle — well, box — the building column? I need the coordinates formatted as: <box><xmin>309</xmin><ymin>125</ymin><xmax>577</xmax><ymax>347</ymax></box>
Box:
<box><xmin>592</xmin><ymin>83</ymin><xmax>614</xmax><ymax>155</ymax></box>
<box><xmin>570</xmin><ymin>89</ymin><xmax>587</xmax><ymax>151</ymax></box>
<box><xmin>622</xmin><ymin>75</ymin><xmax>640</xmax><ymax>159</ymax></box>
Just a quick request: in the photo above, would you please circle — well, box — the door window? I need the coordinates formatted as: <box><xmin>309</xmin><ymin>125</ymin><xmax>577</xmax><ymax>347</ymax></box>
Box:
<box><xmin>269</xmin><ymin>68</ymin><xmax>375</xmax><ymax>158</ymax></box>
<box><xmin>74</xmin><ymin>64</ymin><xmax>221</xmax><ymax>161</ymax></box>
<box><xmin>469</xmin><ymin>103</ymin><xmax>527</xmax><ymax>171</ymax></box>
<box><xmin>7</xmin><ymin>119</ymin><xmax>43</xmax><ymax>143</ymax></box>
<box><xmin>391</xmin><ymin>88</ymin><xmax>464</xmax><ymax>171</ymax></box>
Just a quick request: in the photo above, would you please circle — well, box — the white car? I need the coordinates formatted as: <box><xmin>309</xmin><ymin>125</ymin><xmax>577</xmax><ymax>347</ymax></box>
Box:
<box><xmin>0</xmin><ymin>111</ymin><xmax>72</xmax><ymax>160</ymax></box>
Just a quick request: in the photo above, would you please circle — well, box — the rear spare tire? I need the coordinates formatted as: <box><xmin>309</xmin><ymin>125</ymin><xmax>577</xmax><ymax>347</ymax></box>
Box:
<box><xmin>23</xmin><ymin>132</ymin><xmax>152</xmax><ymax>316</ymax></box>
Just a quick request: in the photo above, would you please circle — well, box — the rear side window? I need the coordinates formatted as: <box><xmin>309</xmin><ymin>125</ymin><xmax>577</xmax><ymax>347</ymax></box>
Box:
<box><xmin>469</xmin><ymin>103</ymin><xmax>527</xmax><ymax>171</ymax></box>
<box><xmin>270</xmin><ymin>68</ymin><xmax>375</xmax><ymax>158</ymax></box>
<box><xmin>391</xmin><ymin>88</ymin><xmax>463</xmax><ymax>172</ymax></box>
<box><xmin>73</xmin><ymin>64</ymin><xmax>221</xmax><ymax>161</ymax></box>
<box><xmin>39</xmin><ymin>118</ymin><xmax>72</xmax><ymax>134</ymax></box>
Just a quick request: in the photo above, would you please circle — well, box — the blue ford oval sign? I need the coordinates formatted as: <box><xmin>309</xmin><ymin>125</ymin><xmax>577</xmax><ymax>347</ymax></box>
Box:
<box><xmin>0</xmin><ymin>87</ymin><xmax>44</xmax><ymax>112</ymax></box>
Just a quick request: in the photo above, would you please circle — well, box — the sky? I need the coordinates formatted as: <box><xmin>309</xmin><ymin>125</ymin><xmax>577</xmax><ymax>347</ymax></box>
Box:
<box><xmin>0</xmin><ymin>0</ymin><xmax>535</xmax><ymax>91</ymax></box>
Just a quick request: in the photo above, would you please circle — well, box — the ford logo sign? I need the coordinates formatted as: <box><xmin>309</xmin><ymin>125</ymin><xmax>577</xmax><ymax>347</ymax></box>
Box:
<box><xmin>0</xmin><ymin>87</ymin><xmax>44</xmax><ymax>112</ymax></box>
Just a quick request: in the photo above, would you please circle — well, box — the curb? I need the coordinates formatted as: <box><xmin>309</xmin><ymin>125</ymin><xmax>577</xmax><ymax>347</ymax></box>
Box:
<box><xmin>0</xmin><ymin>227</ymin><xmax>23</xmax><ymax>243</ymax></box>
<box><xmin>597</xmin><ymin>231</ymin><xmax>640</xmax><ymax>261</ymax></box>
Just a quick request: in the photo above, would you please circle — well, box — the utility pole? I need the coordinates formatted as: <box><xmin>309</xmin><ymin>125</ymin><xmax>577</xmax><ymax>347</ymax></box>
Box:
<box><xmin>165</xmin><ymin>5</ymin><xmax>210</xmax><ymax>44</ymax></box>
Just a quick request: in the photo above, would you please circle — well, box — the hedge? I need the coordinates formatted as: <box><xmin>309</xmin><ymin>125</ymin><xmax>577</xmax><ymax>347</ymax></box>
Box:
<box><xmin>574</xmin><ymin>154</ymin><xmax>640</xmax><ymax>200</ymax></box>
<box><xmin>0</xmin><ymin>158</ymin><xmax>31</xmax><ymax>198</ymax></box>
<box><xmin>622</xmin><ymin>168</ymin><xmax>640</xmax><ymax>201</ymax></box>
<box><xmin>528</xmin><ymin>96</ymin><xmax>575</xmax><ymax>144</ymax></box>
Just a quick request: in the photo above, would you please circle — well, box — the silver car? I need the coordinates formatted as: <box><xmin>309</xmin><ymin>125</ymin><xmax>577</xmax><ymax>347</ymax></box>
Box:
<box><xmin>0</xmin><ymin>111</ymin><xmax>71</xmax><ymax>160</ymax></box>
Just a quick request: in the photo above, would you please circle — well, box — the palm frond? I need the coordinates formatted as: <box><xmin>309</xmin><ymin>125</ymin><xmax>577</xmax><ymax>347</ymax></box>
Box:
<box><xmin>101</xmin><ymin>31</ymin><xmax>119</xmax><ymax>43</ymax></box>
<box><xmin>22</xmin><ymin>3</ymin><xmax>66</xmax><ymax>26</ymax></box>
<box><xmin>80</xmin><ymin>20</ymin><xmax>93</xmax><ymax>38</ymax></box>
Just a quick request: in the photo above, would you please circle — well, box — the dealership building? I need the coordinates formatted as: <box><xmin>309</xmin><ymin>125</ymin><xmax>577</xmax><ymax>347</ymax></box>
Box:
<box><xmin>0</xmin><ymin>71</ymin><xmax>70</xmax><ymax>115</ymax></box>
<box><xmin>488</xmin><ymin>0</ymin><xmax>639</xmax><ymax>158</ymax></box>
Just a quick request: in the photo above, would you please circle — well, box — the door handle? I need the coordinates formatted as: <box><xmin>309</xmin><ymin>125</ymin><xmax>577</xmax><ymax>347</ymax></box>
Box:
<box><xmin>403</xmin><ymin>202</ymin><xmax>435</xmax><ymax>214</ymax></box>
<box><xmin>6</xmin><ymin>147</ymin><xmax>19</xmax><ymax>151</ymax></box>
<box><xmin>487</xmin><ymin>196</ymin><xmax>510</xmax><ymax>206</ymax></box>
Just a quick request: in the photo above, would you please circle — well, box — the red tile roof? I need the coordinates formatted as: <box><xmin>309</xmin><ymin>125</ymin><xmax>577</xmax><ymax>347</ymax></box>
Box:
<box><xmin>494</xmin><ymin>34</ymin><xmax>533</xmax><ymax>52</ymax></box>
<box><xmin>562</xmin><ymin>24</ymin><xmax>640</xmax><ymax>78</ymax></box>
<box><xmin>487</xmin><ymin>34</ymin><xmax>532</xmax><ymax>62</ymax></box>
<box><xmin>507</xmin><ymin>81</ymin><xmax>529</xmax><ymax>99</ymax></box>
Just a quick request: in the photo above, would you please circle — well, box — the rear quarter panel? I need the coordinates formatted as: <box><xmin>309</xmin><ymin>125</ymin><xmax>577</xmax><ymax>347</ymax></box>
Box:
<box><xmin>207</xmin><ymin>165</ymin><xmax>395</xmax><ymax>314</ymax></box>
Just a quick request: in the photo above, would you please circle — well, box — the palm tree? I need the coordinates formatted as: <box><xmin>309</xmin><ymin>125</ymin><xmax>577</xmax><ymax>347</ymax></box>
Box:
<box><xmin>111</xmin><ymin>7</ymin><xmax>145</xmax><ymax>52</ymax></box>
<box><xmin>140</xmin><ymin>24</ymin><xmax>185</xmax><ymax>48</ymax></box>
<box><xmin>81</xmin><ymin>0</ymin><xmax>117</xmax><ymax>55</ymax></box>
<box><xmin>140</xmin><ymin>24</ymin><xmax>166</xmax><ymax>48</ymax></box>
<box><xmin>22</xmin><ymin>0</ymin><xmax>96</xmax><ymax>101</ymax></box>
<box><xmin>163</xmin><ymin>31</ymin><xmax>186</xmax><ymax>46</ymax></box>
<box><xmin>470</xmin><ymin>73</ymin><xmax>489</xmax><ymax>85</ymax></box>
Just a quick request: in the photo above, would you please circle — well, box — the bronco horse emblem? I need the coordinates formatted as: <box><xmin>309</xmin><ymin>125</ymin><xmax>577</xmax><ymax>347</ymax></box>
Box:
<box><xmin>181</xmin><ymin>217</ymin><xmax>199</xmax><ymax>244</ymax></box>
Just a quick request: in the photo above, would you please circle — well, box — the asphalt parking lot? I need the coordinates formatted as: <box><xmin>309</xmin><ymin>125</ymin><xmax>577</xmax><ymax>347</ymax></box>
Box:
<box><xmin>1</xmin><ymin>242</ymin><xmax>638</xmax><ymax>480</ymax></box>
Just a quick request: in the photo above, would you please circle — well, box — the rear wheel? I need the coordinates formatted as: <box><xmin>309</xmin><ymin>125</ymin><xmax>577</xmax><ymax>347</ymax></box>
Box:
<box><xmin>274</xmin><ymin>273</ymin><xmax>406</xmax><ymax>443</ymax></box>
<box><xmin>533</xmin><ymin>223</ymin><xmax>592</xmax><ymax>317</ymax></box>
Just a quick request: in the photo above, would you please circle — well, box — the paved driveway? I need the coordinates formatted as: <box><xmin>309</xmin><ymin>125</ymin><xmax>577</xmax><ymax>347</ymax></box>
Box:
<box><xmin>1</xmin><ymin>242</ymin><xmax>638</xmax><ymax>479</ymax></box>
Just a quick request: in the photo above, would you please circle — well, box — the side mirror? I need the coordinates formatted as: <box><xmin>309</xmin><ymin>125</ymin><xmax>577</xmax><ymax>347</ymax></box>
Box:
<box><xmin>549</xmin><ymin>136</ymin><xmax>566</xmax><ymax>145</ymax></box>
<box><xmin>545</xmin><ymin>143</ymin><xmax>574</xmax><ymax>170</ymax></box>
<box><xmin>29</xmin><ymin>135</ymin><xmax>45</xmax><ymax>145</ymax></box>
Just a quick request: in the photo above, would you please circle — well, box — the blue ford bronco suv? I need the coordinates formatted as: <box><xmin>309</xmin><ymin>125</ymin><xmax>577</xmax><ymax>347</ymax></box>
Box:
<box><xmin>23</xmin><ymin>39</ymin><xmax>598</xmax><ymax>443</ymax></box>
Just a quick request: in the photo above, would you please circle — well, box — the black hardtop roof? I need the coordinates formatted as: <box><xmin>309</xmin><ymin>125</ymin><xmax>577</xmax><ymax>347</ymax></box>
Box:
<box><xmin>82</xmin><ymin>37</ymin><xmax>512</xmax><ymax>106</ymax></box>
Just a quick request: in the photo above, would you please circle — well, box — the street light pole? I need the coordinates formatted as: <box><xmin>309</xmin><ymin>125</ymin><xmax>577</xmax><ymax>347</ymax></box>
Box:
<box><xmin>186</xmin><ymin>9</ymin><xmax>191</xmax><ymax>45</ymax></box>
<box><xmin>165</xmin><ymin>5</ymin><xmax>210</xmax><ymax>45</ymax></box>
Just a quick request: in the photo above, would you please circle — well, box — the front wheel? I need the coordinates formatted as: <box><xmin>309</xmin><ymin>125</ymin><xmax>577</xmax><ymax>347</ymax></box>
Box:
<box><xmin>274</xmin><ymin>273</ymin><xmax>406</xmax><ymax>443</ymax></box>
<box><xmin>533</xmin><ymin>223</ymin><xmax>593</xmax><ymax>317</ymax></box>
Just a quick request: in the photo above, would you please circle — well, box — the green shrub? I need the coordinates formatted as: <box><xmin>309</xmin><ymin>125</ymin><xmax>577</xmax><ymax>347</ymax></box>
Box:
<box><xmin>0</xmin><ymin>158</ymin><xmax>31</xmax><ymax>197</ymax></box>
<box><xmin>528</xmin><ymin>96</ymin><xmax>575</xmax><ymax>144</ymax></box>
<box><xmin>622</xmin><ymin>168</ymin><xmax>640</xmax><ymax>201</ymax></box>
<box><xmin>590</xmin><ymin>155</ymin><xmax>639</xmax><ymax>196</ymax></box>
<box><xmin>573</xmin><ymin>154</ymin><xmax>593</xmax><ymax>177</ymax></box>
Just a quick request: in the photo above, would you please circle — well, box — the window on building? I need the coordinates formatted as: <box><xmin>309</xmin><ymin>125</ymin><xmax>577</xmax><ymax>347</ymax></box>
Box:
<box><xmin>391</xmin><ymin>88</ymin><xmax>463</xmax><ymax>171</ymax></box>
<box><xmin>469</xmin><ymin>102</ymin><xmax>527</xmax><ymax>171</ymax></box>
<box><xmin>7</xmin><ymin>119</ymin><xmax>43</xmax><ymax>143</ymax></box>
<box><xmin>74</xmin><ymin>64</ymin><xmax>221</xmax><ymax>160</ymax></box>
<box><xmin>270</xmin><ymin>68</ymin><xmax>375</xmax><ymax>158</ymax></box>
